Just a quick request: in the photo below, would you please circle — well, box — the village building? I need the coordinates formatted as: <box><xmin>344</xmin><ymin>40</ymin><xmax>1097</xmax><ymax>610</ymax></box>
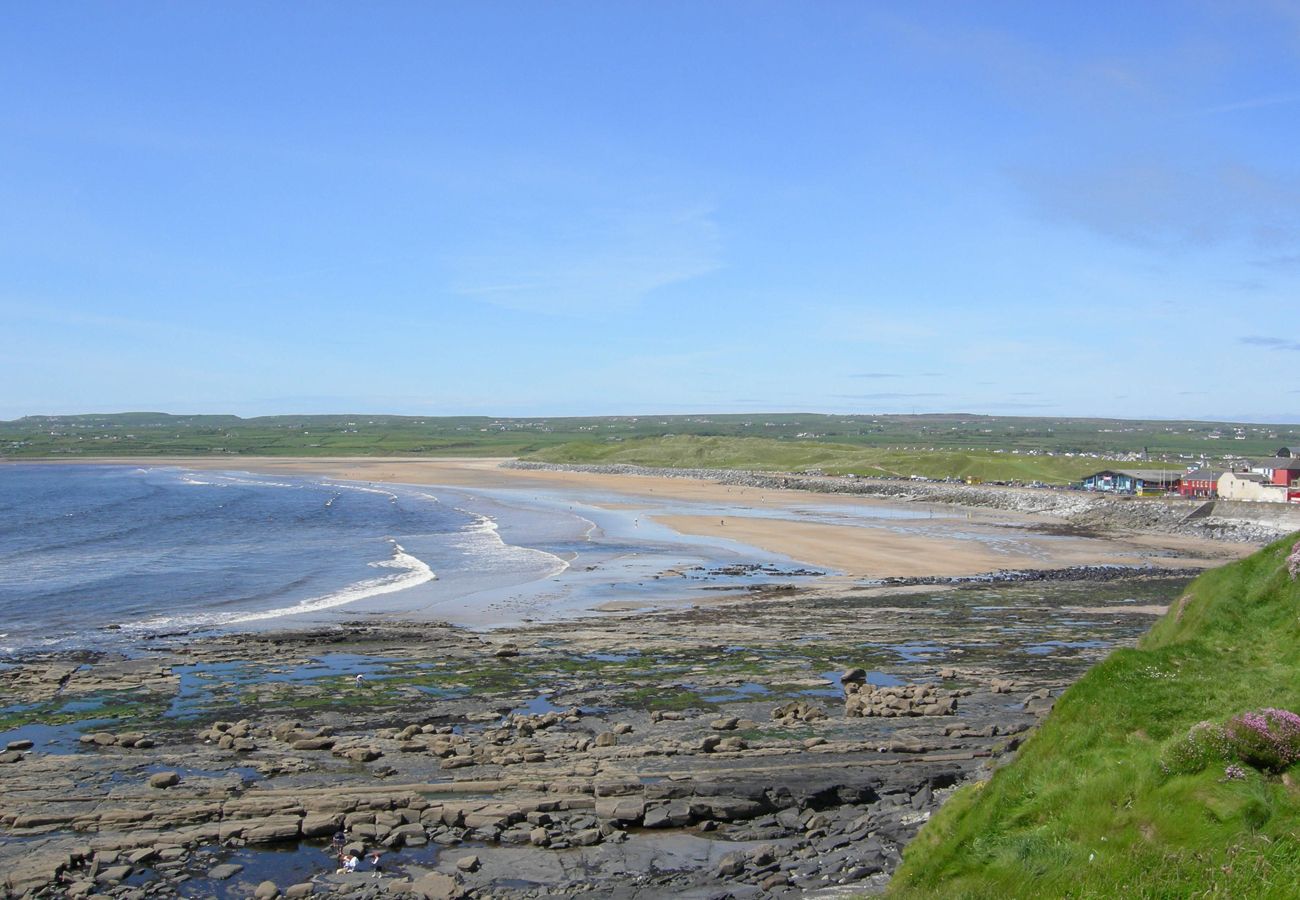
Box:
<box><xmin>1217</xmin><ymin>471</ymin><xmax>1290</xmax><ymax>503</ymax></box>
<box><xmin>1080</xmin><ymin>469</ymin><xmax>1181</xmax><ymax>495</ymax></box>
<box><xmin>1249</xmin><ymin>457</ymin><xmax>1300</xmax><ymax>484</ymax></box>
<box><xmin>1178</xmin><ymin>469</ymin><xmax>1225</xmax><ymax>499</ymax></box>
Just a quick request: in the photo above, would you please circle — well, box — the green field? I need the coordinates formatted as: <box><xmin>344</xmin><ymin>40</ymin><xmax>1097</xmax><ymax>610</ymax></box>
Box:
<box><xmin>887</xmin><ymin>535</ymin><xmax>1300</xmax><ymax>899</ymax></box>
<box><xmin>531</xmin><ymin>435</ymin><xmax>1107</xmax><ymax>484</ymax></box>
<box><xmin>3</xmin><ymin>412</ymin><xmax>1295</xmax><ymax>483</ymax></box>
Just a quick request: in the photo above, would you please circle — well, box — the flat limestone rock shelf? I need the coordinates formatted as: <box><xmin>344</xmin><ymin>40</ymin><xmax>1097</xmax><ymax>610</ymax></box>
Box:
<box><xmin>0</xmin><ymin>574</ymin><xmax>1190</xmax><ymax>897</ymax></box>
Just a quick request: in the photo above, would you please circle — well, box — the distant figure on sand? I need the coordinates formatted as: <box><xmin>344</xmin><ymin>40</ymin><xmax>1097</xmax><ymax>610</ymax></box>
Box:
<box><xmin>355</xmin><ymin>673</ymin><xmax>365</xmax><ymax>686</ymax></box>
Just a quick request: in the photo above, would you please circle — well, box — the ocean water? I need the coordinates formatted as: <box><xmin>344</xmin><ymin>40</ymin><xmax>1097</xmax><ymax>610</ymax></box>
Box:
<box><xmin>0</xmin><ymin>465</ymin><xmax>568</xmax><ymax>652</ymax></box>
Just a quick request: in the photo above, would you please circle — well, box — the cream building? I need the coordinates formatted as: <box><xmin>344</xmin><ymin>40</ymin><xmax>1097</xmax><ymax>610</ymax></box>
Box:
<box><xmin>1217</xmin><ymin>471</ymin><xmax>1289</xmax><ymax>503</ymax></box>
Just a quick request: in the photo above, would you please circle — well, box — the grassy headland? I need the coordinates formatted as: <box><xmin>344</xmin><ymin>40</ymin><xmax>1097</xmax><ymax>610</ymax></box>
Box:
<box><xmin>887</xmin><ymin>534</ymin><xmax>1300</xmax><ymax>898</ymax></box>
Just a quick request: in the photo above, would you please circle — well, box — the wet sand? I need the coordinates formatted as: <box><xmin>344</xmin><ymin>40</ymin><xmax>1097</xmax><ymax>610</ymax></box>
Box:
<box><xmin>39</xmin><ymin>457</ymin><xmax>1252</xmax><ymax>588</ymax></box>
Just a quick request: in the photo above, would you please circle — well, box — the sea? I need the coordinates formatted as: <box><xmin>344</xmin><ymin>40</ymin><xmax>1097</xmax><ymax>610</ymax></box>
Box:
<box><xmin>0</xmin><ymin>464</ymin><xmax>820</xmax><ymax>654</ymax></box>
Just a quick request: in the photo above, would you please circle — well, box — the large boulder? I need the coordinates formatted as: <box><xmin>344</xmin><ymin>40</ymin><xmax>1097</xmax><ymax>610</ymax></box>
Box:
<box><xmin>409</xmin><ymin>871</ymin><xmax>464</xmax><ymax>900</ymax></box>
<box><xmin>595</xmin><ymin>797</ymin><xmax>645</xmax><ymax>824</ymax></box>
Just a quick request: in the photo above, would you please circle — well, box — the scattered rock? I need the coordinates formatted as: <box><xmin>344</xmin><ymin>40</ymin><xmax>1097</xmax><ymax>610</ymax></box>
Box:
<box><xmin>845</xmin><ymin>682</ymin><xmax>958</xmax><ymax>717</ymax></box>
<box><xmin>207</xmin><ymin>863</ymin><xmax>244</xmax><ymax>880</ymax></box>
<box><xmin>841</xmin><ymin>667</ymin><xmax>868</xmax><ymax>684</ymax></box>
<box><xmin>410</xmin><ymin>871</ymin><xmax>464</xmax><ymax>900</ymax></box>
<box><xmin>148</xmin><ymin>771</ymin><xmax>180</xmax><ymax>789</ymax></box>
<box><xmin>772</xmin><ymin>700</ymin><xmax>827</xmax><ymax>723</ymax></box>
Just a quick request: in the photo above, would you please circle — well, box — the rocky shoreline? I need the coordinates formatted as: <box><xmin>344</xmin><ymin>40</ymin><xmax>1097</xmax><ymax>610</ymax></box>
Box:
<box><xmin>503</xmin><ymin>461</ymin><xmax>1298</xmax><ymax>544</ymax></box>
<box><xmin>0</xmin><ymin>572</ymin><xmax>1193</xmax><ymax>898</ymax></box>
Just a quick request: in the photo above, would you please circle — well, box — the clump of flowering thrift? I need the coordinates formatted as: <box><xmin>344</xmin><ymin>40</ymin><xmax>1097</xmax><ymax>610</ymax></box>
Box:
<box><xmin>1161</xmin><ymin>720</ymin><xmax>1232</xmax><ymax>775</ymax></box>
<box><xmin>1288</xmin><ymin>539</ymin><xmax>1300</xmax><ymax>580</ymax></box>
<box><xmin>1225</xmin><ymin>708</ymin><xmax>1300</xmax><ymax>774</ymax></box>
<box><xmin>1162</xmin><ymin>710</ymin><xmax>1300</xmax><ymax>777</ymax></box>
<box><xmin>1222</xmin><ymin>764</ymin><xmax>1247</xmax><ymax>781</ymax></box>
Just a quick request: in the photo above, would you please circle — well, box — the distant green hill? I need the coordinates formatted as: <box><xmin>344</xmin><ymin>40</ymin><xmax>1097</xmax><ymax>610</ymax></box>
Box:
<box><xmin>3</xmin><ymin>411</ymin><xmax>1296</xmax><ymax>471</ymax></box>
<box><xmin>887</xmin><ymin>535</ymin><xmax>1300</xmax><ymax>899</ymax></box>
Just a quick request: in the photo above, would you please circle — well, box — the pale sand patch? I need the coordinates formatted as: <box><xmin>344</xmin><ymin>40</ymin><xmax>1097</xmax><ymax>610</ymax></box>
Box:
<box><xmin>655</xmin><ymin>514</ymin><xmax>1049</xmax><ymax>577</ymax></box>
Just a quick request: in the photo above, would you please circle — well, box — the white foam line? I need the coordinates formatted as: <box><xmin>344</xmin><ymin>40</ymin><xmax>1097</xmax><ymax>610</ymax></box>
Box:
<box><xmin>318</xmin><ymin>480</ymin><xmax>402</xmax><ymax>502</ymax></box>
<box><xmin>451</xmin><ymin>505</ymin><xmax>570</xmax><ymax>579</ymax></box>
<box><xmin>122</xmin><ymin>540</ymin><xmax>437</xmax><ymax>632</ymax></box>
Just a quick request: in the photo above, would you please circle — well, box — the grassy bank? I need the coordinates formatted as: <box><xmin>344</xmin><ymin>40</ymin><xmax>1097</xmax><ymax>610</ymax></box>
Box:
<box><xmin>533</xmin><ymin>435</ymin><xmax>1106</xmax><ymax>484</ymax></box>
<box><xmin>887</xmin><ymin>535</ymin><xmax>1300</xmax><ymax>898</ymax></box>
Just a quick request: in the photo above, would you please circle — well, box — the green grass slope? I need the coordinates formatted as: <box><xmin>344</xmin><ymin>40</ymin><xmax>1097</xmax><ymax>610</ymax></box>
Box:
<box><xmin>888</xmin><ymin>535</ymin><xmax>1300</xmax><ymax>899</ymax></box>
<box><xmin>533</xmin><ymin>435</ymin><xmax>1103</xmax><ymax>484</ymax></box>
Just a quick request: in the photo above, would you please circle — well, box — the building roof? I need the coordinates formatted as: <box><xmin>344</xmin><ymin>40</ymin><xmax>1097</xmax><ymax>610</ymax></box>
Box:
<box><xmin>1183</xmin><ymin>469</ymin><xmax>1226</xmax><ymax>481</ymax></box>
<box><xmin>1085</xmin><ymin>469</ymin><xmax>1182</xmax><ymax>483</ymax></box>
<box><xmin>1275</xmin><ymin>446</ymin><xmax>1300</xmax><ymax>457</ymax></box>
<box><xmin>1251</xmin><ymin>457</ymin><xmax>1300</xmax><ymax>471</ymax></box>
<box><xmin>1116</xmin><ymin>469</ymin><xmax>1183</xmax><ymax>482</ymax></box>
<box><xmin>1223</xmin><ymin>471</ymin><xmax>1268</xmax><ymax>483</ymax></box>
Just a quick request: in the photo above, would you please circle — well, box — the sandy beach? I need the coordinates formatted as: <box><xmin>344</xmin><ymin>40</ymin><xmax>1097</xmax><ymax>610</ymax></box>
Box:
<box><xmin>91</xmin><ymin>456</ymin><xmax>1251</xmax><ymax>581</ymax></box>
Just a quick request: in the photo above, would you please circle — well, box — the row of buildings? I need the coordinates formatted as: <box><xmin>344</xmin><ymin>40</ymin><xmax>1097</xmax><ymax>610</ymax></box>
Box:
<box><xmin>1081</xmin><ymin>447</ymin><xmax>1300</xmax><ymax>504</ymax></box>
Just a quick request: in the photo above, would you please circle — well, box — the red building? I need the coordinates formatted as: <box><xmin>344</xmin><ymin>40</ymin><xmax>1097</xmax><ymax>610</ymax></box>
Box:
<box><xmin>1271</xmin><ymin>461</ymin><xmax>1300</xmax><ymax>503</ymax></box>
<box><xmin>1247</xmin><ymin>458</ymin><xmax>1300</xmax><ymax>503</ymax></box>
<box><xmin>1178</xmin><ymin>469</ymin><xmax>1224</xmax><ymax>499</ymax></box>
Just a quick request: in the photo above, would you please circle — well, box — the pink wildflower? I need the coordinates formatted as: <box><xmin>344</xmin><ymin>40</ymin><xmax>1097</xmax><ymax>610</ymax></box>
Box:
<box><xmin>1225</xmin><ymin>707</ymin><xmax>1300</xmax><ymax>773</ymax></box>
<box><xmin>1288</xmin><ymin>539</ymin><xmax>1300</xmax><ymax>580</ymax></box>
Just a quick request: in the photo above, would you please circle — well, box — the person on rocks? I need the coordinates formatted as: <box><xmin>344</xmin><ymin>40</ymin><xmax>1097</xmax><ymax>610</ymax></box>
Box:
<box><xmin>331</xmin><ymin>829</ymin><xmax>347</xmax><ymax>854</ymax></box>
<box><xmin>369</xmin><ymin>850</ymin><xmax>383</xmax><ymax>877</ymax></box>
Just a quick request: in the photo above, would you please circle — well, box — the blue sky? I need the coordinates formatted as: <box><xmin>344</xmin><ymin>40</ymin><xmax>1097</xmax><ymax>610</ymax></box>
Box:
<box><xmin>2</xmin><ymin>2</ymin><xmax>1299</xmax><ymax>422</ymax></box>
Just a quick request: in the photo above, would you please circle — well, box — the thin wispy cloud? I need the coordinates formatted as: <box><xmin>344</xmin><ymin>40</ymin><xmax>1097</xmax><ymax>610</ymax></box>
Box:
<box><xmin>1253</xmin><ymin>252</ymin><xmax>1300</xmax><ymax>269</ymax></box>
<box><xmin>1013</xmin><ymin>162</ymin><xmax>1300</xmax><ymax>254</ymax></box>
<box><xmin>834</xmin><ymin>392</ymin><xmax>946</xmax><ymax>400</ymax></box>
<box><xmin>978</xmin><ymin>400</ymin><xmax>1056</xmax><ymax>410</ymax></box>
<box><xmin>1241</xmin><ymin>335</ymin><xmax>1300</xmax><ymax>351</ymax></box>
<box><xmin>1198</xmin><ymin>93</ymin><xmax>1300</xmax><ymax>116</ymax></box>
